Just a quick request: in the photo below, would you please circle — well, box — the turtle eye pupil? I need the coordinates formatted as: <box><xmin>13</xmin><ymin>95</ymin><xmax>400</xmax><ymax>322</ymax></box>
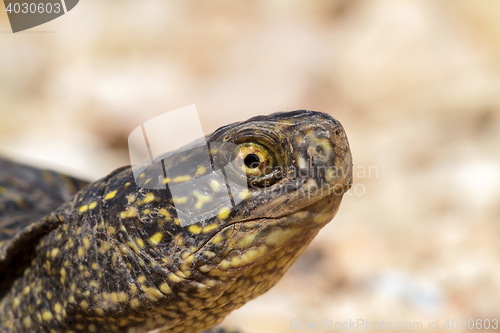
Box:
<box><xmin>244</xmin><ymin>154</ymin><xmax>260</xmax><ymax>169</ymax></box>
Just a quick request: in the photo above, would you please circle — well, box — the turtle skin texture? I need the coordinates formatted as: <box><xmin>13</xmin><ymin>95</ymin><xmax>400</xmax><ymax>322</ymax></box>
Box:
<box><xmin>0</xmin><ymin>110</ymin><xmax>352</xmax><ymax>333</ymax></box>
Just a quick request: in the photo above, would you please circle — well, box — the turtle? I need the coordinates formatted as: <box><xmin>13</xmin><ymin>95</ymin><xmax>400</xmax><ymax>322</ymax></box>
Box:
<box><xmin>0</xmin><ymin>110</ymin><xmax>353</xmax><ymax>333</ymax></box>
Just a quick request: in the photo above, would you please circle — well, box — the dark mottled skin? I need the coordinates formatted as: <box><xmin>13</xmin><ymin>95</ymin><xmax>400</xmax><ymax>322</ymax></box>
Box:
<box><xmin>0</xmin><ymin>110</ymin><xmax>352</xmax><ymax>333</ymax></box>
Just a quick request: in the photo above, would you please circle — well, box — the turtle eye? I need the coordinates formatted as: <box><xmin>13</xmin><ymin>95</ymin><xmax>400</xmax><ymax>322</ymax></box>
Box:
<box><xmin>244</xmin><ymin>153</ymin><xmax>261</xmax><ymax>169</ymax></box>
<box><xmin>235</xmin><ymin>142</ymin><xmax>274</xmax><ymax>179</ymax></box>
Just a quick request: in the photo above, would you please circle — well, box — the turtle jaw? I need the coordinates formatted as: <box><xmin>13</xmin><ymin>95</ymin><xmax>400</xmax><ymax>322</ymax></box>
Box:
<box><xmin>187</xmin><ymin>189</ymin><xmax>343</xmax><ymax>285</ymax></box>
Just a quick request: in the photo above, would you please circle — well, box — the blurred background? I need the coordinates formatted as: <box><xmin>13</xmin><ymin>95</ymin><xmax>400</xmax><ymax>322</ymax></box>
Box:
<box><xmin>1</xmin><ymin>0</ymin><xmax>500</xmax><ymax>332</ymax></box>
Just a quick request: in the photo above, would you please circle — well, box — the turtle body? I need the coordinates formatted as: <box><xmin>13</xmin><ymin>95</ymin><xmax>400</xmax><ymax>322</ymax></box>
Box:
<box><xmin>0</xmin><ymin>159</ymin><xmax>89</xmax><ymax>298</ymax></box>
<box><xmin>0</xmin><ymin>110</ymin><xmax>352</xmax><ymax>333</ymax></box>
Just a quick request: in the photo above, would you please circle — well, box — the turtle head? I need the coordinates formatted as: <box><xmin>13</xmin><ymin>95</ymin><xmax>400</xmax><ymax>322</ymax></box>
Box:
<box><xmin>91</xmin><ymin>110</ymin><xmax>352</xmax><ymax>331</ymax></box>
<box><xmin>175</xmin><ymin>110</ymin><xmax>353</xmax><ymax>300</ymax></box>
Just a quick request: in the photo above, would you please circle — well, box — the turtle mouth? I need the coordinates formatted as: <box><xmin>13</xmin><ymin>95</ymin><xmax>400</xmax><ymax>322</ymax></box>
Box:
<box><xmin>192</xmin><ymin>191</ymin><xmax>340</xmax><ymax>255</ymax></box>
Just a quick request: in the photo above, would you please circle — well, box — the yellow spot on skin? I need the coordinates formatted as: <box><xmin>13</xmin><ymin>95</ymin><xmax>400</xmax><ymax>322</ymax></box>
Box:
<box><xmin>142</xmin><ymin>193</ymin><xmax>155</xmax><ymax>204</ymax></box>
<box><xmin>196</xmin><ymin>166</ymin><xmax>207</xmax><ymax>175</ymax></box>
<box><xmin>188</xmin><ymin>225</ymin><xmax>202</xmax><ymax>234</ymax></box>
<box><xmin>265</xmin><ymin>260</ymin><xmax>276</xmax><ymax>270</ymax></box>
<box><xmin>149</xmin><ymin>232</ymin><xmax>163</xmax><ymax>246</ymax></box>
<box><xmin>159</xmin><ymin>283</ymin><xmax>171</xmax><ymax>294</ymax></box>
<box><xmin>120</xmin><ymin>207</ymin><xmax>138</xmax><ymax>219</ymax></box>
<box><xmin>125</xmin><ymin>182</ymin><xmax>131</xmax><ymax>186</ymax></box>
<box><xmin>80</xmin><ymin>301</ymin><xmax>88</xmax><ymax>310</ymax></box>
<box><xmin>205</xmin><ymin>280</ymin><xmax>217</xmax><ymax>288</ymax></box>
<box><xmin>203</xmin><ymin>223</ymin><xmax>218</xmax><ymax>234</ymax></box>
<box><xmin>130</xmin><ymin>284</ymin><xmax>137</xmax><ymax>295</ymax></box>
<box><xmin>89</xmin><ymin>324</ymin><xmax>97</xmax><ymax>332</ymax></box>
<box><xmin>89</xmin><ymin>201</ymin><xmax>98</xmax><ymax>210</ymax></box>
<box><xmin>211</xmin><ymin>234</ymin><xmax>224</xmax><ymax>245</ymax></box>
<box><xmin>46</xmin><ymin>291</ymin><xmax>52</xmax><ymax>300</ymax></box>
<box><xmin>98</xmin><ymin>242</ymin><xmax>111</xmax><ymax>254</ymax></box>
<box><xmin>130</xmin><ymin>298</ymin><xmax>140</xmax><ymax>309</ymax></box>
<box><xmin>175</xmin><ymin>270</ymin><xmax>187</xmax><ymax>278</ymax></box>
<box><xmin>173</xmin><ymin>197</ymin><xmax>188</xmax><ymax>204</ymax></box>
<box><xmin>277</xmin><ymin>254</ymin><xmax>292</xmax><ymax>268</ymax></box>
<box><xmin>42</xmin><ymin>311</ymin><xmax>53</xmax><ymax>321</ymax></box>
<box><xmin>23</xmin><ymin>317</ymin><xmax>31</xmax><ymax>328</ymax></box>
<box><xmin>203</xmin><ymin>251</ymin><xmax>215</xmax><ymax>259</ymax></box>
<box><xmin>23</xmin><ymin>286</ymin><xmax>30</xmax><ymax>295</ymax></box>
<box><xmin>144</xmin><ymin>178</ymin><xmax>151</xmax><ymax>185</ymax></box>
<box><xmin>110</xmin><ymin>293</ymin><xmax>119</xmax><ymax>304</ymax></box>
<box><xmin>168</xmin><ymin>274</ymin><xmax>181</xmax><ymax>283</ymax></box>
<box><xmin>163</xmin><ymin>177</ymin><xmax>170</xmax><ymax>184</ymax></box>
<box><xmin>68</xmin><ymin>296</ymin><xmax>75</xmax><ymax>303</ymax></box>
<box><xmin>209</xmin><ymin>180</ymin><xmax>221</xmax><ymax>192</ymax></box>
<box><xmin>143</xmin><ymin>208</ymin><xmax>151</xmax><ymax>215</ymax></box>
<box><xmin>136</xmin><ymin>238</ymin><xmax>144</xmax><ymax>249</ymax></box>
<box><xmin>237</xmin><ymin>232</ymin><xmax>257</xmax><ymax>249</ymax></box>
<box><xmin>159</xmin><ymin>208</ymin><xmax>171</xmax><ymax>219</ymax></box>
<box><xmin>186</xmin><ymin>254</ymin><xmax>195</xmax><ymax>265</ymax></box>
<box><xmin>265</xmin><ymin>228</ymin><xmax>302</xmax><ymax>247</ymax></box>
<box><xmin>137</xmin><ymin>275</ymin><xmax>146</xmax><ymax>284</ymax></box>
<box><xmin>217</xmin><ymin>207</ymin><xmax>231</xmax><ymax>220</ymax></box>
<box><xmin>193</xmin><ymin>191</ymin><xmax>212</xmax><ymax>210</ymax></box>
<box><xmin>83</xmin><ymin>237</ymin><xmax>90</xmax><ymax>249</ymax></box>
<box><xmin>219</xmin><ymin>260</ymin><xmax>230</xmax><ymax>270</ymax></box>
<box><xmin>313</xmin><ymin>212</ymin><xmax>332</xmax><ymax>224</ymax></box>
<box><xmin>258</xmin><ymin>244</ymin><xmax>268</xmax><ymax>255</ymax></box>
<box><xmin>78</xmin><ymin>205</ymin><xmax>88</xmax><ymax>213</ymax></box>
<box><xmin>238</xmin><ymin>189</ymin><xmax>251</xmax><ymax>200</ymax></box>
<box><xmin>13</xmin><ymin>297</ymin><xmax>20</xmax><ymax>308</ymax></box>
<box><xmin>104</xmin><ymin>190</ymin><xmax>117</xmax><ymax>200</ymax></box>
<box><xmin>230</xmin><ymin>257</ymin><xmax>242</xmax><ymax>267</ymax></box>
<box><xmin>143</xmin><ymin>286</ymin><xmax>163</xmax><ymax>300</ymax></box>
<box><xmin>173</xmin><ymin>175</ymin><xmax>192</xmax><ymax>183</ymax></box>
<box><xmin>54</xmin><ymin>303</ymin><xmax>62</xmax><ymax>314</ymax></box>
<box><xmin>120</xmin><ymin>246</ymin><xmax>129</xmax><ymax>255</ymax></box>
<box><xmin>242</xmin><ymin>249</ymin><xmax>261</xmax><ymax>264</ymax></box>
<box><xmin>175</xmin><ymin>235</ymin><xmax>184</xmax><ymax>246</ymax></box>
<box><xmin>118</xmin><ymin>292</ymin><xmax>128</xmax><ymax>303</ymax></box>
<box><xmin>107</xmin><ymin>226</ymin><xmax>116</xmax><ymax>234</ymax></box>
<box><xmin>127</xmin><ymin>241</ymin><xmax>141</xmax><ymax>255</ymax></box>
